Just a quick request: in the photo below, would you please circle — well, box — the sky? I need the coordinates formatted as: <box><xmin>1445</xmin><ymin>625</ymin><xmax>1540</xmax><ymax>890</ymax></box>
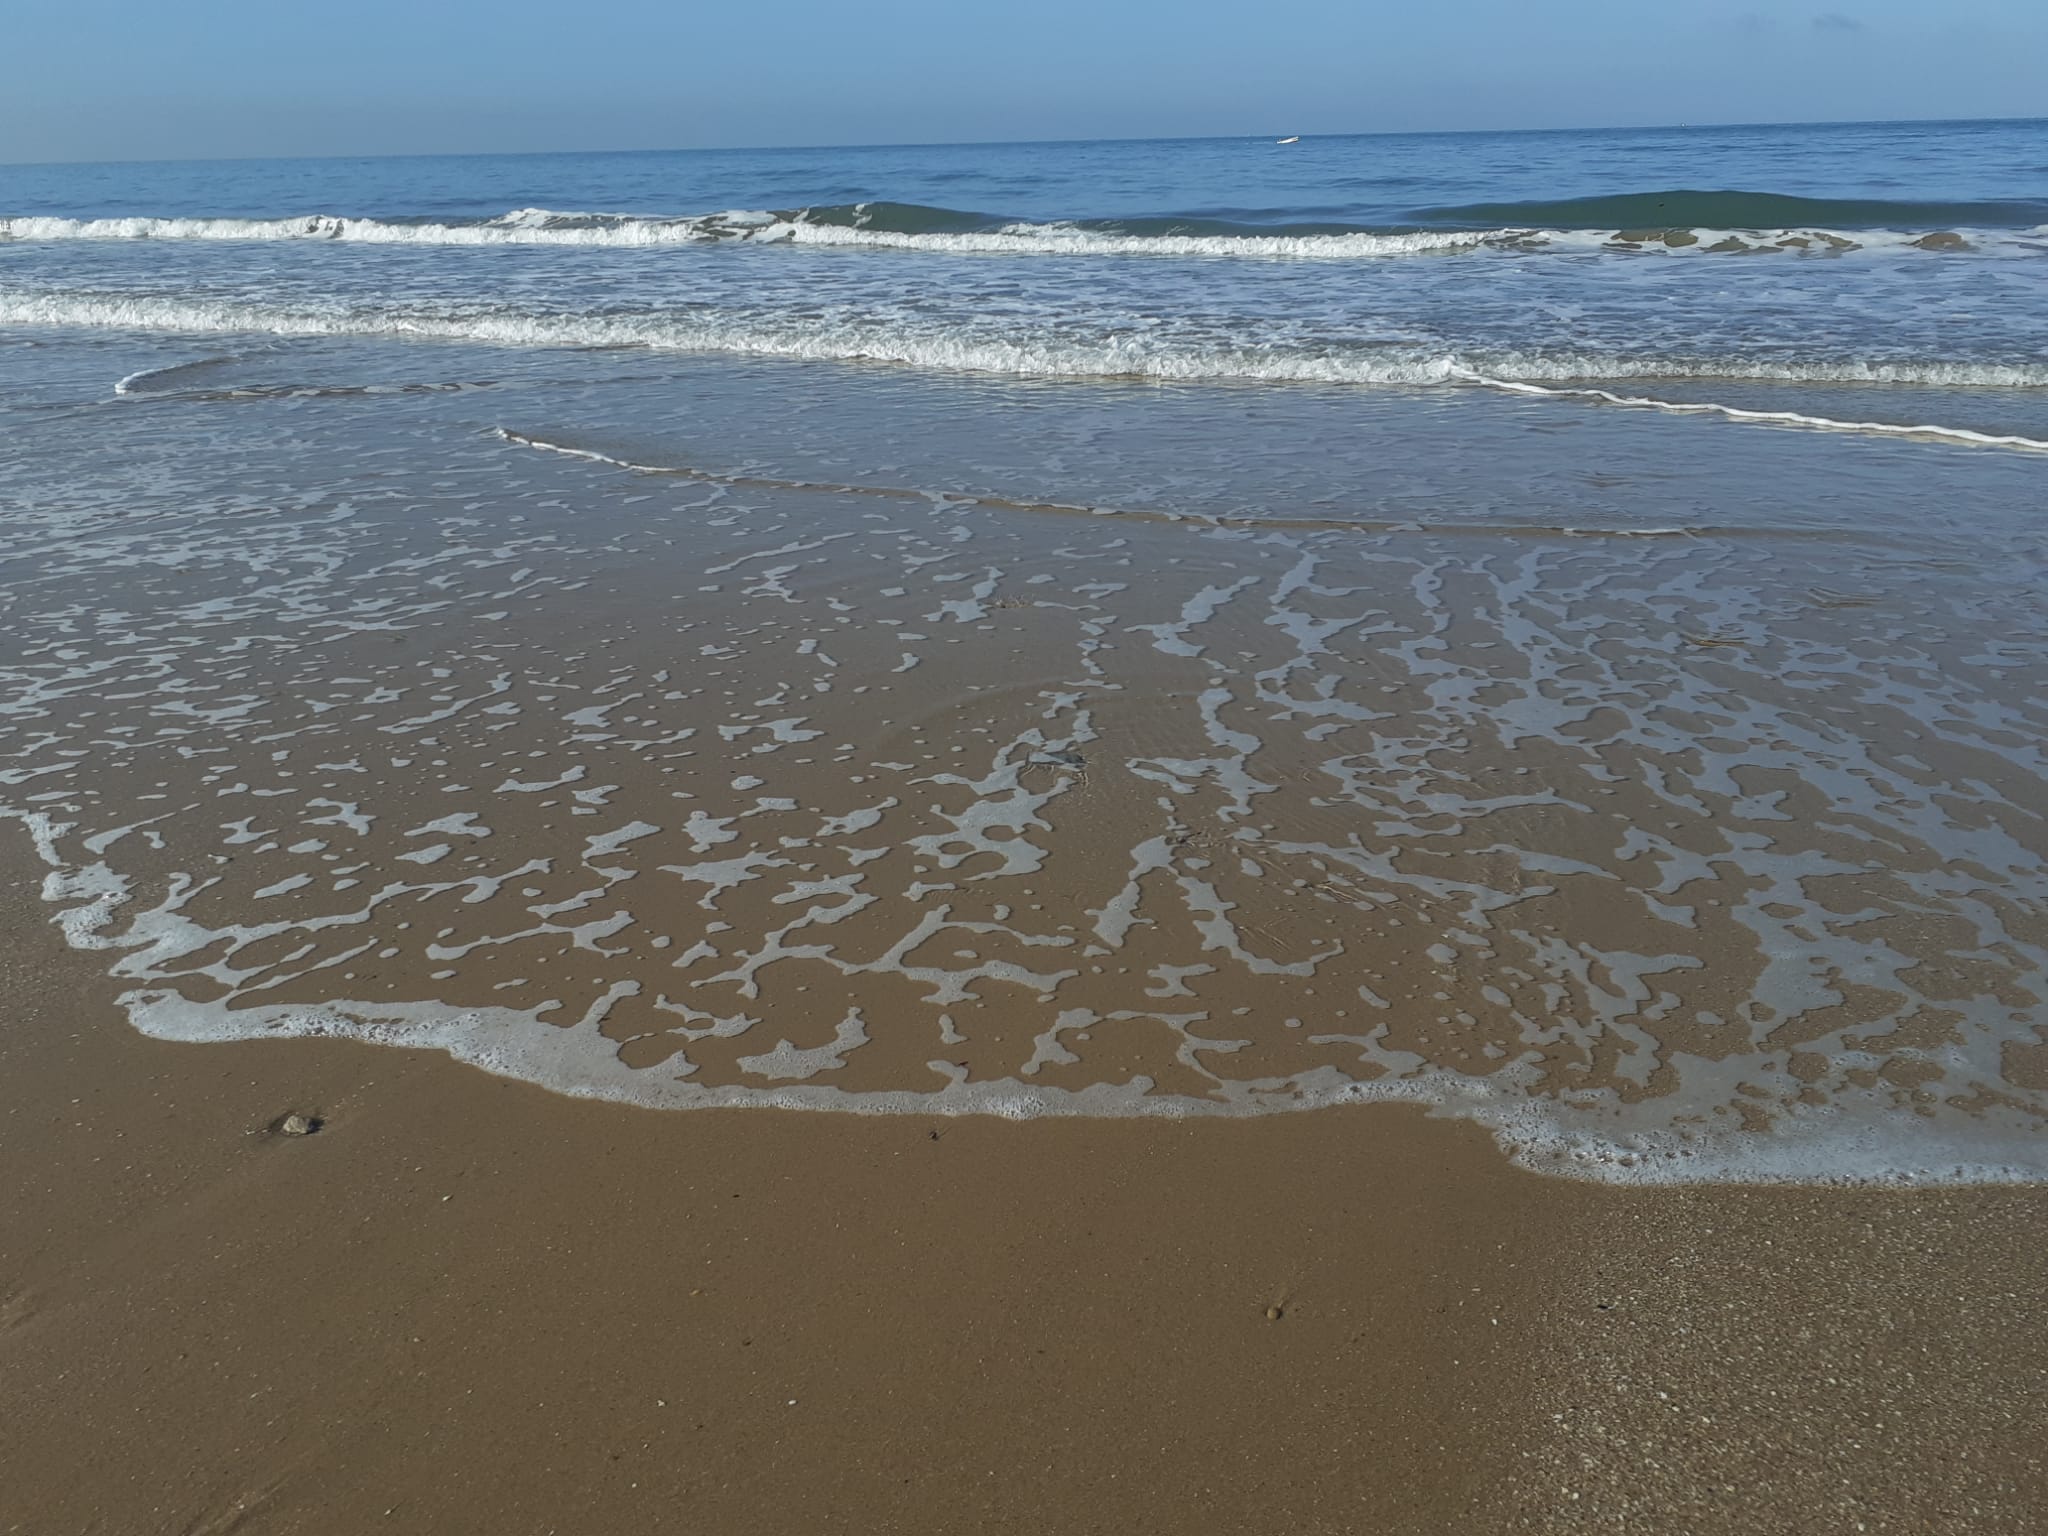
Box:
<box><xmin>1</xmin><ymin>0</ymin><xmax>2043</xmax><ymax>163</ymax></box>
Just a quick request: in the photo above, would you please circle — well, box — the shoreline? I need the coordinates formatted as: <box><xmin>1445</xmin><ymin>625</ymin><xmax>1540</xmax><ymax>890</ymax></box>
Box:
<box><xmin>3</xmin><ymin>317</ymin><xmax>2046</xmax><ymax>1530</ymax></box>
<box><xmin>9</xmin><ymin>421</ymin><xmax>2043</xmax><ymax>1186</ymax></box>
<box><xmin>4</xmin><ymin>875</ymin><xmax>2044</xmax><ymax>1534</ymax></box>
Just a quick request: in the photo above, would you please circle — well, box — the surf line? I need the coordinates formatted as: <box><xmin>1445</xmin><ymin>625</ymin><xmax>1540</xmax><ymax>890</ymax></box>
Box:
<box><xmin>1450</xmin><ymin>368</ymin><xmax>2048</xmax><ymax>452</ymax></box>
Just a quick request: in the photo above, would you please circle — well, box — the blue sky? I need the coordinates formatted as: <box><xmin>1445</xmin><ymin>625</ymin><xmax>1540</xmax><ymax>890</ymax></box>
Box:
<box><xmin>2</xmin><ymin>0</ymin><xmax>2043</xmax><ymax>163</ymax></box>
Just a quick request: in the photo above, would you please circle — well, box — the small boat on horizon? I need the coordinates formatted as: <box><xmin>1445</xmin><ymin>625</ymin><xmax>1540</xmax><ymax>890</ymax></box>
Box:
<box><xmin>1276</xmin><ymin>135</ymin><xmax>1300</xmax><ymax>145</ymax></box>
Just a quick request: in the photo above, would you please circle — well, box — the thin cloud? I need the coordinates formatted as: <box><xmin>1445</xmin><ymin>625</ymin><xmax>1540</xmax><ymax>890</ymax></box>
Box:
<box><xmin>1812</xmin><ymin>12</ymin><xmax>1867</xmax><ymax>31</ymax></box>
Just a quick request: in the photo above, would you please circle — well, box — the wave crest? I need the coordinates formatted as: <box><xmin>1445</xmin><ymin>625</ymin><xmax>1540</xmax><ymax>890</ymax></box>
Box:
<box><xmin>8</xmin><ymin>288</ymin><xmax>2046</xmax><ymax>452</ymax></box>
<box><xmin>2</xmin><ymin>288</ymin><xmax>2041</xmax><ymax>389</ymax></box>
<box><xmin>4</xmin><ymin>199</ymin><xmax>2043</xmax><ymax>260</ymax></box>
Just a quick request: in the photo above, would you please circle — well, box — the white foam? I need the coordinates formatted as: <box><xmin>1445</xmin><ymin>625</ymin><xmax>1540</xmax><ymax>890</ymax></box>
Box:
<box><xmin>8</xmin><ymin>291</ymin><xmax>2045</xmax><ymax>453</ymax></box>
<box><xmin>6</xmin><ymin>208</ymin><xmax>2043</xmax><ymax>262</ymax></box>
<box><xmin>787</xmin><ymin>220</ymin><xmax>1495</xmax><ymax>260</ymax></box>
<box><xmin>7</xmin><ymin>657</ymin><xmax>2044</xmax><ymax>1186</ymax></box>
<box><xmin>734</xmin><ymin>1009</ymin><xmax>871</xmax><ymax>1080</ymax></box>
<box><xmin>0</xmin><ymin>208</ymin><xmax>1485</xmax><ymax>258</ymax></box>
<box><xmin>1459</xmin><ymin>370</ymin><xmax>2048</xmax><ymax>451</ymax></box>
<box><xmin>86</xmin><ymin>976</ymin><xmax>2048</xmax><ymax>1187</ymax></box>
<box><xmin>582</xmin><ymin>820</ymin><xmax>659</xmax><ymax>861</ymax></box>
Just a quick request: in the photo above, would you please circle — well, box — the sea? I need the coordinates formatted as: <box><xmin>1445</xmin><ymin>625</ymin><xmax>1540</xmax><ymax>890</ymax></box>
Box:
<box><xmin>3</xmin><ymin>118</ymin><xmax>2046</xmax><ymax>1183</ymax></box>
<box><xmin>5</xmin><ymin>119</ymin><xmax>2048</xmax><ymax>433</ymax></box>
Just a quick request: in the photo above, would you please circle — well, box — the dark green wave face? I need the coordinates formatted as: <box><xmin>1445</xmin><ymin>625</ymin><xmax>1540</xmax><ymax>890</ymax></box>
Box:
<box><xmin>787</xmin><ymin>189</ymin><xmax>2048</xmax><ymax>241</ymax></box>
<box><xmin>795</xmin><ymin>200</ymin><xmax>1002</xmax><ymax>234</ymax></box>
<box><xmin>1412</xmin><ymin>189</ymin><xmax>2048</xmax><ymax>232</ymax></box>
<box><xmin>817</xmin><ymin>204</ymin><xmax>1396</xmax><ymax>238</ymax></box>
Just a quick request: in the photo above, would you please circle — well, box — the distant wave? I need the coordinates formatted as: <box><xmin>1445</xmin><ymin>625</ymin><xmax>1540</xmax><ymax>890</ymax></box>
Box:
<box><xmin>0</xmin><ymin>206</ymin><xmax>1496</xmax><ymax>259</ymax></box>
<box><xmin>1416</xmin><ymin>188</ymin><xmax>2048</xmax><ymax>232</ymax></box>
<box><xmin>4</xmin><ymin>197</ymin><xmax>2043</xmax><ymax>260</ymax></box>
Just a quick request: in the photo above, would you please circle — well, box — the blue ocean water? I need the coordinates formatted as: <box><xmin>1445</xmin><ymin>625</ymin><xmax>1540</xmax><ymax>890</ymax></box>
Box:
<box><xmin>3</xmin><ymin>119</ymin><xmax>2046</xmax><ymax>441</ymax></box>
<box><xmin>4</xmin><ymin>118</ymin><xmax>2045</xmax><ymax>228</ymax></box>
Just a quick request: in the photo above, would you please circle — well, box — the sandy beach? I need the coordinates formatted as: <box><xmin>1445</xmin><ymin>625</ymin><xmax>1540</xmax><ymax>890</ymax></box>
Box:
<box><xmin>3</xmin><ymin>870</ymin><xmax>2044</xmax><ymax>1535</ymax></box>
<box><xmin>4</xmin><ymin>324</ymin><xmax>2047</xmax><ymax>1533</ymax></box>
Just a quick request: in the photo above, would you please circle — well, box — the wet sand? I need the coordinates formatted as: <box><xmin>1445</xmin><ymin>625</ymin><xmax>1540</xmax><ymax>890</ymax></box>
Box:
<box><xmin>11</xmin><ymin>401</ymin><xmax>2048</xmax><ymax>1179</ymax></box>
<box><xmin>3</xmin><ymin>874</ymin><xmax>2044</xmax><ymax>1535</ymax></box>
<box><xmin>5</xmin><ymin>340</ymin><xmax>2048</xmax><ymax>1531</ymax></box>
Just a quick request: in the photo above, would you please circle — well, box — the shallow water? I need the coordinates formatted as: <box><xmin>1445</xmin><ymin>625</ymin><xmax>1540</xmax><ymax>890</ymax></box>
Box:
<box><xmin>2</xmin><ymin>329</ymin><xmax>2044</xmax><ymax>1183</ymax></box>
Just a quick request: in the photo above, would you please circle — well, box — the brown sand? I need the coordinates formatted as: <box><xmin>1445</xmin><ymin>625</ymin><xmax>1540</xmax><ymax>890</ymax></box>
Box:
<box><xmin>3</xmin><ymin>873</ymin><xmax>2043</xmax><ymax>1536</ymax></box>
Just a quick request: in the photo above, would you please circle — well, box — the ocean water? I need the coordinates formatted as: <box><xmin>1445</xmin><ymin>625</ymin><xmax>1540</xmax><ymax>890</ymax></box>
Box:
<box><xmin>4</xmin><ymin>121</ymin><xmax>2047</xmax><ymax>1182</ymax></box>
<box><xmin>3</xmin><ymin>119</ymin><xmax>2048</xmax><ymax>435</ymax></box>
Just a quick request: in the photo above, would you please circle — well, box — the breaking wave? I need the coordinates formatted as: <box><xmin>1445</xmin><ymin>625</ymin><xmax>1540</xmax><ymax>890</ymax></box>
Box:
<box><xmin>0</xmin><ymin>206</ymin><xmax>1507</xmax><ymax>258</ymax></box>
<box><xmin>11</xmin><ymin>287</ymin><xmax>2042</xmax><ymax>384</ymax></box>
<box><xmin>3</xmin><ymin>195</ymin><xmax>2043</xmax><ymax>260</ymax></box>
<box><xmin>11</xmin><ymin>288</ymin><xmax>2046</xmax><ymax>452</ymax></box>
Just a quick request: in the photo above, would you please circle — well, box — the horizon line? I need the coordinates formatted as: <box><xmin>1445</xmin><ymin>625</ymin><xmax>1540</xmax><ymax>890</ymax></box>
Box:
<box><xmin>1</xmin><ymin>112</ymin><xmax>2041</xmax><ymax>172</ymax></box>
